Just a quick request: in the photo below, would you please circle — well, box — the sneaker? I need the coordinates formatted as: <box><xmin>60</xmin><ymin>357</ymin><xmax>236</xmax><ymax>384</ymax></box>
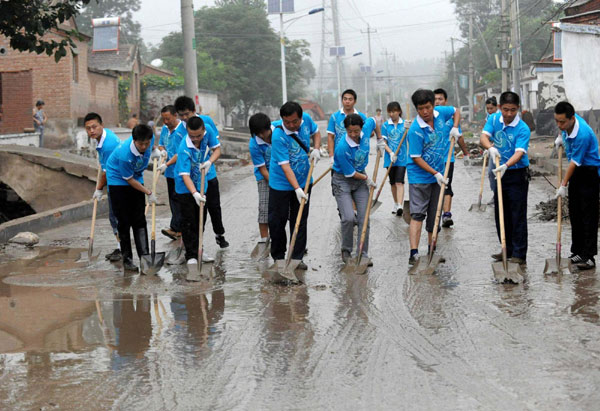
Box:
<box><xmin>105</xmin><ymin>248</ymin><xmax>122</xmax><ymax>262</ymax></box>
<box><xmin>570</xmin><ymin>254</ymin><xmax>584</xmax><ymax>264</ymax></box>
<box><xmin>216</xmin><ymin>235</ymin><xmax>229</xmax><ymax>249</ymax></box>
<box><xmin>201</xmin><ymin>254</ymin><xmax>215</xmax><ymax>263</ymax></box>
<box><xmin>187</xmin><ymin>258</ymin><xmax>198</xmax><ymax>265</ymax></box>
<box><xmin>409</xmin><ymin>253</ymin><xmax>419</xmax><ymax>266</ymax></box>
<box><xmin>576</xmin><ymin>258</ymin><xmax>595</xmax><ymax>270</ymax></box>
<box><xmin>297</xmin><ymin>261</ymin><xmax>308</xmax><ymax>270</ymax></box>
<box><xmin>491</xmin><ymin>252</ymin><xmax>504</xmax><ymax>261</ymax></box>
<box><xmin>123</xmin><ymin>258</ymin><xmax>138</xmax><ymax>272</ymax></box>
<box><xmin>396</xmin><ymin>207</ymin><xmax>403</xmax><ymax>217</ymax></box>
<box><xmin>439</xmin><ymin>255</ymin><xmax>446</xmax><ymax>263</ymax></box>
<box><xmin>341</xmin><ymin>250</ymin><xmax>351</xmax><ymax>263</ymax></box>
<box><xmin>161</xmin><ymin>228</ymin><xmax>178</xmax><ymax>241</ymax></box>
<box><xmin>441</xmin><ymin>213</ymin><xmax>454</xmax><ymax>228</ymax></box>
<box><xmin>509</xmin><ymin>257</ymin><xmax>527</xmax><ymax>265</ymax></box>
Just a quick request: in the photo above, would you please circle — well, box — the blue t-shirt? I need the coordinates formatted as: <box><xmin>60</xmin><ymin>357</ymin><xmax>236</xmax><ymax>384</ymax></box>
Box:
<box><xmin>96</xmin><ymin>128</ymin><xmax>121</xmax><ymax>171</ymax></box>
<box><xmin>249</xmin><ymin>133</ymin><xmax>272</xmax><ymax>182</ymax></box>
<box><xmin>561</xmin><ymin>114</ymin><xmax>600</xmax><ymax>176</ymax></box>
<box><xmin>158</xmin><ymin>121</ymin><xmax>187</xmax><ymax>179</ymax></box>
<box><xmin>483</xmin><ymin>112</ymin><xmax>530</xmax><ymax>169</ymax></box>
<box><xmin>174</xmin><ymin>130</ymin><xmax>220</xmax><ymax>195</ymax></box>
<box><xmin>327</xmin><ymin>109</ymin><xmax>367</xmax><ymax>147</ymax></box>
<box><xmin>199</xmin><ymin>114</ymin><xmax>217</xmax><ymax>133</ymax></box>
<box><xmin>106</xmin><ymin>136</ymin><xmax>155</xmax><ymax>186</ymax></box>
<box><xmin>381</xmin><ymin>119</ymin><xmax>407</xmax><ymax>167</ymax></box>
<box><xmin>407</xmin><ymin>106</ymin><xmax>456</xmax><ymax>184</ymax></box>
<box><xmin>269</xmin><ymin>112</ymin><xmax>318</xmax><ymax>191</ymax></box>
<box><xmin>333</xmin><ymin>117</ymin><xmax>376</xmax><ymax>176</ymax></box>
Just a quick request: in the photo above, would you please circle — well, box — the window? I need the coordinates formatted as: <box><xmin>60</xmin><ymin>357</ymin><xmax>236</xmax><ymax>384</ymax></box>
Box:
<box><xmin>553</xmin><ymin>31</ymin><xmax>562</xmax><ymax>61</ymax></box>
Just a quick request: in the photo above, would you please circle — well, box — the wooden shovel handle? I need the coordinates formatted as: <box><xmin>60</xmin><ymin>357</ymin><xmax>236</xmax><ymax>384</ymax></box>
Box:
<box><xmin>313</xmin><ymin>166</ymin><xmax>332</xmax><ymax>187</ymax></box>
<box><xmin>357</xmin><ymin>147</ymin><xmax>382</xmax><ymax>255</ymax></box>
<box><xmin>431</xmin><ymin>137</ymin><xmax>455</xmax><ymax>246</ymax></box>
<box><xmin>374</xmin><ymin>127</ymin><xmax>409</xmax><ymax>202</ymax></box>
<box><xmin>89</xmin><ymin>163</ymin><xmax>103</xmax><ymax>242</ymax></box>
<box><xmin>478</xmin><ymin>151</ymin><xmax>488</xmax><ymax>197</ymax></box>
<box><xmin>495</xmin><ymin>156</ymin><xmax>507</xmax><ymax>250</ymax></box>
<box><xmin>150</xmin><ymin>158</ymin><xmax>159</xmax><ymax>241</ymax></box>
<box><xmin>557</xmin><ymin>146</ymin><xmax>563</xmax><ymax>242</ymax></box>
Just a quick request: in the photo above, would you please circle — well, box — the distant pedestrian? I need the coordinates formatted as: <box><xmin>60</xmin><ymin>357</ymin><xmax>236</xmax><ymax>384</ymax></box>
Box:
<box><xmin>381</xmin><ymin>101</ymin><xmax>408</xmax><ymax>216</ymax></box>
<box><xmin>33</xmin><ymin>100</ymin><xmax>47</xmax><ymax>147</ymax></box>
<box><xmin>126</xmin><ymin>113</ymin><xmax>139</xmax><ymax>129</ymax></box>
<box><xmin>374</xmin><ymin>108</ymin><xmax>384</xmax><ymax>128</ymax></box>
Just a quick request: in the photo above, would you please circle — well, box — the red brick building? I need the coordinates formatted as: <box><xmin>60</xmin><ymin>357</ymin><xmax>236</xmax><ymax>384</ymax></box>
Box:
<box><xmin>0</xmin><ymin>19</ymin><xmax>119</xmax><ymax>148</ymax></box>
<box><xmin>562</xmin><ymin>0</ymin><xmax>600</xmax><ymax>24</ymax></box>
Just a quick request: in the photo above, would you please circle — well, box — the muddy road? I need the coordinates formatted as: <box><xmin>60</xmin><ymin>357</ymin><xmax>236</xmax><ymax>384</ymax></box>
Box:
<box><xmin>1</xmin><ymin>145</ymin><xmax>599</xmax><ymax>410</ymax></box>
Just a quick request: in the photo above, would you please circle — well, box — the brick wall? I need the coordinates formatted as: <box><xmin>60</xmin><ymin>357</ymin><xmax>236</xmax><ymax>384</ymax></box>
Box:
<box><xmin>566</xmin><ymin>0</ymin><xmax>600</xmax><ymax>16</ymax></box>
<box><xmin>0</xmin><ymin>70</ymin><xmax>33</xmax><ymax>134</ymax></box>
<box><xmin>87</xmin><ymin>71</ymin><xmax>118</xmax><ymax>126</ymax></box>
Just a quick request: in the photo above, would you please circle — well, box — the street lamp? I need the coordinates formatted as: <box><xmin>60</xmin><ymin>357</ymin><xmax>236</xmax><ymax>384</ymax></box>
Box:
<box><xmin>279</xmin><ymin>7</ymin><xmax>324</xmax><ymax>104</ymax></box>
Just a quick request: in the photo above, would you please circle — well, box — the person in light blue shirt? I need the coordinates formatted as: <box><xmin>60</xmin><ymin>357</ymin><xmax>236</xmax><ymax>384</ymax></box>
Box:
<box><xmin>106</xmin><ymin>125</ymin><xmax>158</xmax><ymax>272</ymax></box>
<box><xmin>268</xmin><ymin>102</ymin><xmax>322</xmax><ymax>269</ymax></box>
<box><xmin>248</xmin><ymin>113</ymin><xmax>274</xmax><ymax>246</ymax></box>
<box><xmin>407</xmin><ymin>89</ymin><xmax>461</xmax><ymax>265</ymax></box>
<box><xmin>553</xmin><ymin>101</ymin><xmax>600</xmax><ymax>270</ymax></box>
<box><xmin>327</xmin><ymin>89</ymin><xmax>367</xmax><ymax>161</ymax></box>
<box><xmin>480</xmin><ymin>91</ymin><xmax>530</xmax><ymax>264</ymax></box>
<box><xmin>332</xmin><ymin>114</ymin><xmax>380</xmax><ymax>264</ymax></box>
<box><xmin>381</xmin><ymin>101</ymin><xmax>408</xmax><ymax>216</ymax></box>
<box><xmin>86</xmin><ymin>112</ymin><xmax>122</xmax><ymax>262</ymax></box>
<box><xmin>156</xmin><ymin>105</ymin><xmax>187</xmax><ymax>241</ymax></box>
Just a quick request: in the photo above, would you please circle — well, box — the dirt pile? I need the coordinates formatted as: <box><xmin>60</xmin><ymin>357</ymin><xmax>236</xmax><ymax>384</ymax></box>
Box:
<box><xmin>535</xmin><ymin>198</ymin><xmax>569</xmax><ymax>221</ymax></box>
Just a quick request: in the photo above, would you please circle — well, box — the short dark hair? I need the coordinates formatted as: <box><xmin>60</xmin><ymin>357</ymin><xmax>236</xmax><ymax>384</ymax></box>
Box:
<box><xmin>161</xmin><ymin>105</ymin><xmax>177</xmax><ymax>115</ymax></box>
<box><xmin>433</xmin><ymin>88</ymin><xmax>448</xmax><ymax>101</ymax></box>
<box><xmin>343</xmin><ymin>113</ymin><xmax>364</xmax><ymax>129</ymax></box>
<box><xmin>187</xmin><ymin>116</ymin><xmax>205</xmax><ymax>131</ymax></box>
<box><xmin>386</xmin><ymin>101</ymin><xmax>402</xmax><ymax>114</ymax></box>
<box><xmin>554</xmin><ymin>101</ymin><xmax>575</xmax><ymax>118</ymax></box>
<box><xmin>132</xmin><ymin>124</ymin><xmax>153</xmax><ymax>141</ymax></box>
<box><xmin>36</xmin><ymin>100</ymin><xmax>45</xmax><ymax>107</ymax></box>
<box><xmin>342</xmin><ymin>89</ymin><xmax>357</xmax><ymax>101</ymax></box>
<box><xmin>84</xmin><ymin>112</ymin><xmax>102</xmax><ymax>124</ymax></box>
<box><xmin>485</xmin><ymin>96</ymin><xmax>497</xmax><ymax>106</ymax></box>
<box><xmin>499</xmin><ymin>91</ymin><xmax>520</xmax><ymax>106</ymax></box>
<box><xmin>249</xmin><ymin>113</ymin><xmax>271</xmax><ymax>136</ymax></box>
<box><xmin>174</xmin><ymin>96</ymin><xmax>195</xmax><ymax>112</ymax></box>
<box><xmin>280</xmin><ymin>101</ymin><xmax>303</xmax><ymax>118</ymax></box>
<box><xmin>376</xmin><ymin>108</ymin><xmax>382</xmax><ymax>113</ymax></box>
<box><xmin>411</xmin><ymin>89</ymin><xmax>435</xmax><ymax>108</ymax></box>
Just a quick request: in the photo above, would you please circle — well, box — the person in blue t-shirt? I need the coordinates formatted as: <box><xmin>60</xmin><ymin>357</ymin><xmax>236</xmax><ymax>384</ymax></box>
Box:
<box><xmin>174</xmin><ymin>95</ymin><xmax>229</xmax><ymax>248</ymax></box>
<box><xmin>156</xmin><ymin>105</ymin><xmax>186</xmax><ymax>241</ymax></box>
<box><xmin>553</xmin><ymin>101</ymin><xmax>600</xmax><ymax>270</ymax></box>
<box><xmin>406</xmin><ymin>89</ymin><xmax>461</xmax><ymax>265</ymax></box>
<box><xmin>332</xmin><ymin>114</ymin><xmax>380</xmax><ymax>264</ymax></box>
<box><xmin>248</xmin><ymin>113</ymin><xmax>274</xmax><ymax>247</ymax></box>
<box><xmin>106</xmin><ymin>124</ymin><xmax>158</xmax><ymax>272</ymax></box>
<box><xmin>269</xmin><ymin>101</ymin><xmax>322</xmax><ymax>269</ymax></box>
<box><xmin>174</xmin><ymin>116</ymin><xmax>223</xmax><ymax>265</ymax></box>
<box><xmin>480</xmin><ymin>91</ymin><xmax>530</xmax><ymax>265</ymax></box>
<box><xmin>86</xmin><ymin>112</ymin><xmax>122</xmax><ymax>262</ymax></box>
<box><xmin>381</xmin><ymin>101</ymin><xmax>408</xmax><ymax>216</ymax></box>
<box><xmin>327</xmin><ymin>89</ymin><xmax>368</xmax><ymax>161</ymax></box>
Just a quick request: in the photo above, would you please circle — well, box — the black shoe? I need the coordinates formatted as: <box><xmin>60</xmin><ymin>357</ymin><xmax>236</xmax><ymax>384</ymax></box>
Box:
<box><xmin>123</xmin><ymin>257</ymin><xmax>138</xmax><ymax>272</ymax></box>
<box><xmin>396</xmin><ymin>208</ymin><xmax>403</xmax><ymax>217</ymax></box>
<box><xmin>105</xmin><ymin>248</ymin><xmax>122</xmax><ymax>262</ymax></box>
<box><xmin>576</xmin><ymin>258</ymin><xmax>596</xmax><ymax>270</ymax></box>
<box><xmin>161</xmin><ymin>228</ymin><xmax>178</xmax><ymax>241</ymax></box>
<box><xmin>441</xmin><ymin>214</ymin><xmax>454</xmax><ymax>228</ymax></box>
<box><xmin>409</xmin><ymin>254</ymin><xmax>419</xmax><ymax>266</ymax></box>
<box><xmin>341</xmin><ymin>250</ymin><xmax>351</xmax><ymax>263</ymax></box>
<box><xmin>216</xmin><ymin>235</ymin><xmax>229</xmax><ymax>249</ymax></box>
<box><xmin>439</xmin><ymin>255</ymin><xmax>446</xmax><ymax>263</ymax></box>
<box><xmin>491</xmin><ymin>252</ymin><xmax>504</xmax><ymax>261</ymax></box>
<box><xmin>297</xmin><ymin>261</ymin><xmax>308</xmax><ymax>270</ymax></box>
<box><xmin>570</xmin><ymin>254</ymin><xmax>584</xmax><ymax>264</ymax></box>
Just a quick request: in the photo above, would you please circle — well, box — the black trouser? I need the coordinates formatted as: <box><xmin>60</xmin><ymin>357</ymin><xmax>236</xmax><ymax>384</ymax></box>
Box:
<box><xmin>205</xmin><ymin>177</ymin><xmax>225</xmax><ymax>236</ymax></box>
<box><xmin>177</xmin><ymin>193</ymin><xmax>201</xmax><ymax>261</ymax></box>
<box><xmin>108</xmin><ymin>185</ymin><xmax>148</xmax><ymax>261</ymax></box>
<box><xmin>166</xmin><ymin>177</ymin><xmax>182</xmax><ymax>232</ymax></box>
<box><xmin>493</xmin><ymin>168</ymin><xmax>529</xmax><ymax>259</ymax></box>
<box><xmin>268</xmin><ymin>185</ymin><xmax>312</xmax><ymax>260</ymax></box>
<box><xmin>569</xmin><ymin>166</ymin><xmax>599</xmax><ymax>259</ymax></box>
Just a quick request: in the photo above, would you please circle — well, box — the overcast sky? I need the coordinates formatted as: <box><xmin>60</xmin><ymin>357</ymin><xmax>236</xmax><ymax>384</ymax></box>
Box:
<box><xmin>134</xmin><ymin>0</ymin><xmax>460</xmax><ymax>71</ymax></box>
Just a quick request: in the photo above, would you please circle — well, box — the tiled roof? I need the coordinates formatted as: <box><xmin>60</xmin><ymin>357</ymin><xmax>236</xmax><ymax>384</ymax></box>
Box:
<box><xmin>88</xmin><ymin>43</ymin><xmax>138</xmax><ymax>72</ymax></box>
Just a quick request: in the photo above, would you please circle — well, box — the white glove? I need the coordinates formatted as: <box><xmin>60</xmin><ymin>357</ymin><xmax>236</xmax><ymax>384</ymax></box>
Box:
<box><xmin>150</xmin><ymin>148</ymin><xmax>162</xmax><ymax>160</ymax></box>
<box><xmin>404</xmin><ymin>120</ymin><xmax>412</xmax><ymax>129</ymax></box>
<box><xmin>295</xmin><ymin>187</ymin><xmax>309</xmax><ymax>203</ymax></box>
<box><xmin>555</xmin><ymin>136</ymin><xmax>563</xmax><ymax>148</ymax></box>
<box><xmin>92</xmin><ymin>189</ymin><xmax>103</xmax><ymax>201</ymax></box>
<box><xmin>390</xmin><ymin>153</ymin><xmax>398</xmax><ymax>164</ymax></box>
<box><xmin>310</xmin><ymin>148</ymin><xmax>321</xmax><ymax>163</ymax></box>
<box><xmin>434</xmin><ymin>172</ymin><xmax>448</xmax><ymax>187</ymax></box>
<box><xmin>147</xmin><ymin>192</ymin><xmax>157</xmax><ymax>204</ymax></box>
<box><xmin>488</xmin><ymin>147</ymin><xmax>500</xmax><ymax>162</ymax></box>
<box><xmin>493</xmin><ymin>164</ymin><xmax>508</xmax><ymax>179</ymax></box>
<box><xmin>199</xmin><ymin>160</ymin><xmax>212</xmax><ymax>171</ymax></box>
<box><xmin>376</xmin><ymin>138</ymin><xmax>386</xmax><ymax>153</ymax></box>
<box><xmin>160</xmin><ymin>149</ymin><xmax>168</xmax><ymax>159</ymax></box>
<box><xmin>555</xmin><ymin>185</ymin><xmax>568</xmax><ymax>199</ymax></box>
<box><xmin>157</xmin><ymin>163</ymin><xmax>167</xmax><ymax>174</ymax></box>
<box><xmin>450</xmin><ymin>127</ymin><xmax>461</xmax><ymax>140</ymax></box>
<box><xmin>365</xmin><ymin>177</ymin><xmax>377</xmax><ymax>188</ymax></box>
<box><xmin>193</xmin><ymin>191</ymin><xmax>206</xmax><ymax>205</ymax></box>
<box><xmin>329</xmin><ymin>156</ymin><xmax>334</xmax><ymax>166</ymax></box>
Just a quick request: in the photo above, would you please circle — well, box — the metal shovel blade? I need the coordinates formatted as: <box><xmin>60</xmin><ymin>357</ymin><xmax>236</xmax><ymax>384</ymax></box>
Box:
<box><xmin>266</xmin><ymin>259</ymin><xmax>300</xmax><ymax>284</ymax></box>
<box><xmin>417</xmin><ymin>255</ymin><xmax>443</xmax><ymax>275</ymax></box>
<box><xmin>140</xmin><ymin>252</ymin><xmax>166</xmax><ymax>276</ymax></box>
<box><xmin>251</xmin><ymin>241</ymin><xmax>270</xmax><ymax>259</ymax></box>
<box><xmin>187</xmin><ymin>261</ymin><xmax>214</xmax><ymax>282</ymax></box>
<box><xmin>468</xmin><ymin>202</ymin><xmax>487</xmax><ymax>212</ymax></box>
<box><xmin>341</xmin><ymin>256</ymin><xmax>371</xmax><ymax>275</ymax></box>
<box><xmin>369</xmin><ymin>200</ymin><xmax>382</xmax><ymax>215</ymax></box>
<box><xmin>165</xmin><ymin>243</ymin><xmax>185</xmax><ymax>265</ymax></box>
<box><xmin>402</xmin><ymin>200</ymin><xmax>411</xmax><ymax>224</ymax></box>
<box><xmin>87</xmin><ymin>241</ymin><xmax>101</xmax><ymax>262</ymax></box>
<box><xmin>492</xmin><ymin>261</ymin><xmax>524</xmax><ymax>284</ymax></box>
<box><xmin>543</xmin><ymin>257</ymin><xmax>571</xmax><ymax>275</ymax></box>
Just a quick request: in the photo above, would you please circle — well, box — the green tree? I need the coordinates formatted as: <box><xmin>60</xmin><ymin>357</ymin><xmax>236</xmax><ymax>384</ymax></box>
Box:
<box><xmin>0</xmin><ymin>0</ymin><xmax>91</xmax><ymax>62</ymax></box>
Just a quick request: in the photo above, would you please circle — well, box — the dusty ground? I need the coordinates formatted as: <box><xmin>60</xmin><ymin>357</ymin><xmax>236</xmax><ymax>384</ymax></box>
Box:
<box><xmin>1</xmin><ymin>140</ymin><xmax>599</xmax><ymax>410</ymax></box>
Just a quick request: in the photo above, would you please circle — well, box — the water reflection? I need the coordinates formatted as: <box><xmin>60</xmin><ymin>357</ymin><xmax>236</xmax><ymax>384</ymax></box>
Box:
<box><xmin>571</xmin><ymin>270</ymin><xmax>599</xmax><ymax>323</ymax></box>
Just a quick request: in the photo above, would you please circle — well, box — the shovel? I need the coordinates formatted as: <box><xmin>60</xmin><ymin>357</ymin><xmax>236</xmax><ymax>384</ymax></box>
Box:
<box><xmin>469</xmin><ymin>151</ymin><xmax>488</xmax><ymax>212</ymax></box>
<box><xmin>312</xmin><ymin>166</ymin><xmax>333</xmax><ymax>187</ymax></box>
<box><xmin>342</xmin><ymin>148</ymin><xmax>382</xmax><ymax>275</ymax></box>
<box><xmin>88</xmin><ymin>163</ymin><xmax>103</xmax><ymax>261</ymax></box>
<box><xmin>492</xmin><ymin>156</ymin><xmax>524</xmax><ymax>284</ymax></box>
<box><xmin>544</xmin><ymin>145</ymin><xmax>571</xmax><ymax>275</ymax></box>
<box><xmin>271</xmin><ymin>158</ymin><xmax>316</xmax><ymax>283</ymax></box>
<box><xmin>141</xmin><ymin>158</ymin><xmax>166</xmax><ymax>275</ymax></box>
<box><xmin>370</xmin><ymin>128</ymin><xmax>409</xmax><ymax>215</ymax></box>
<box><xmin>165</xmin><ymin>237</ymin><xmax>186</xmax><ymax>265</ymax></box>
<box><xmin>409</xmin><ymin>137</ymin><xmax>455</xmax><ymax>275</ymax></box>
<box><xmin>188</xmin><ymin>168</ymin><xmax>215</xmax><ymax>281</ymax></box>
<box><xmin>251</xmin><ymin>238</ymin><xmax>270</xmax><ymax>259</ymax></box>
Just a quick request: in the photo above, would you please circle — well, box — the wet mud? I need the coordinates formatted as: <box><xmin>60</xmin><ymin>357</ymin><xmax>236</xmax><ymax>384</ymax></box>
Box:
<box><xmin>1</xmin><ymin>149</ymin><xmax>599</xmax><ymax>410</ymax></box>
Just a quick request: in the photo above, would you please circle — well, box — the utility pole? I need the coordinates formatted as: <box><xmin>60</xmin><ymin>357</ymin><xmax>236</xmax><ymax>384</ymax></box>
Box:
<box><xmin>510</xmin><ymin>0</ymin><xmax>522</xmax><ymax>95</ymax></box>
<box><xmin>450</xmin><ymin>38</ymin><xmax>460</xmax><ymax>107</ymax></box>
<box><xmin>361</xmin><ymin>24</ymin><xmax>376</xmax><ymax>114</ymax></box>
<box><xmin>181</xmin><ymin>0</ymin><xmax>198</xmax><ymax>105</ymax></box>
<box><xmin>468</xmin><ymin>15</ymin><xmax>474</xmax><ymax>122</ymax></box>
<box><xmin>318</xmin><ymin>0</ymin><xmax>327</xmax><ymax>105</ymax></box>
<box><xmin>381</xmin><ymin>49</ymin><xmax>392</xmax><ymax>103</ymax></box>
<box><xmin>332</xmin><ymin>0</ymin><xmax>342</xmax><ymax>98</ymax></box>
<box><xmin>500</xmin><ymin>0</ymin><xmax>509</xmax><ymax>91</ymax></box>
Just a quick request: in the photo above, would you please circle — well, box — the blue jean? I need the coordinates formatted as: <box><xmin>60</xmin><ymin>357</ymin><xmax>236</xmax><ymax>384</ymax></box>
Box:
<box><xmin>493</xmin><ymin>168</ymin><xmax>529</xmax><ymax>259</ymax></box>
<box><xmin>332</xmin><ymin>172</ymin><xmax>370</xmax><ymax>256</ymax></box>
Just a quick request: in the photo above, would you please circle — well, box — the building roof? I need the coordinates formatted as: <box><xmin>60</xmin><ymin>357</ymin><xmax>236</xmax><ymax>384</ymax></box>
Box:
<box><xmin>88</xmin><ymin>43</ymin><xmax>139</xmax><ymax>73</ymax></box>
